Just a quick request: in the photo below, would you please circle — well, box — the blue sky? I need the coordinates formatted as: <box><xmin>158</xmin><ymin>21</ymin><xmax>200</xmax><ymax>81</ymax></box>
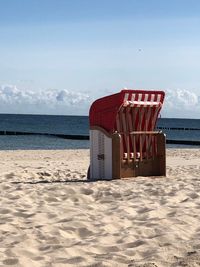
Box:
<box><xmin>0</xmin><ymin>0</ymin><xmax>200</xmax><ymax>117</ymax></box>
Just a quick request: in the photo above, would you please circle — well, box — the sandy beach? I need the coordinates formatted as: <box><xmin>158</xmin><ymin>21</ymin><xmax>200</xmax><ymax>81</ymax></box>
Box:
<box><xmin>0</xmin><ymin>148</ymin><xmax>200</xmax><ymax>267</ymax></box>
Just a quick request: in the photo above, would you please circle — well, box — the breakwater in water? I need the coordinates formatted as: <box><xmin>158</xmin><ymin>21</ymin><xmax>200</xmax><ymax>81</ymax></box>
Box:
<box><xmin>0</xmin><ymin>131</ymin><xmax>89</xmax><ymax>140</ymax></box>
<box><xmin>0</xmin><ymin>130</ymin><xmax>199</xmax><ymax>146</ymax></box>
<box><xmin>157</xmin><ymin>127</ymin><xmax>200</xmax><ymax>131</ymax></box>
<box><xmin>0</xmin><ymin>115</ymin><xmax>199</xmax><ymax>149</ymax></box>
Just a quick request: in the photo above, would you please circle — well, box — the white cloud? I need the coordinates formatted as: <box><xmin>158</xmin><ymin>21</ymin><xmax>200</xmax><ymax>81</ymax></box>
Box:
<box><xmin>0</xmin><ymin>85</ymin><xmax>199</xmax><ymax>118</ymax></box>
<box><xmin>162</xmin><ymin>89</ymin><xmax>200</xmax><ymax>118</ymax></box>
<box><xmin>0</xmin><ymin>85</ymin><xmax>91</xmax><ymax>115</ymax></box>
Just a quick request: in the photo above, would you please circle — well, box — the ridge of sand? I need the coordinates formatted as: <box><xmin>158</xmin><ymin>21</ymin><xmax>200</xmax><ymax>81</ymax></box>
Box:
<box><xmin>0</xmin><ymin>149</ymin><xmax>200</xmax><ymax>267</ymax></box>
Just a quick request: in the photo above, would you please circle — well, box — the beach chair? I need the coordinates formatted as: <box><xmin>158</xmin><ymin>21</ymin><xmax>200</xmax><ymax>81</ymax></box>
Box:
<box><xmin>88</xmin><ymin>89</ymin><xmax>166</xmax><ymax>180</ymax></box>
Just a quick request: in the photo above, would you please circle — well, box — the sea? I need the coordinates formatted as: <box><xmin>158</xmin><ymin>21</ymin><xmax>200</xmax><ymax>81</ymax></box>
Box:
<box><xmin>0</xmin><ymin>114</ymin><xmax>199</xmax><ymax>150</ymax></box>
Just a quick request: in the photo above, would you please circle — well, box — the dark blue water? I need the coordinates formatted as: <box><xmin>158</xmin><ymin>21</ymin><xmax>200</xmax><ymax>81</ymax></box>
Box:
<box><xmin>0</xmin><ymin>114</ymin><xmax>199</xmax><ymax>149</ymax></box>
<box><xmin>0</xmin><ymin>114</ymin><xmax>89</xmax><ymax>150</ymax></box>
<box><xmin>0</xmin><ymin>114</ymin><xmax>89</xmax><ymax>135</ymax></box>
<box><xmin>157</xmin><ymin>118</ymin><xmax>200</xmax><ymax>142</ymax></box>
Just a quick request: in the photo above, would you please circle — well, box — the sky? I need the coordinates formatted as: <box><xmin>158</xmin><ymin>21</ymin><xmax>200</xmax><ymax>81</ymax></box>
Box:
<box><xmin>0</xmin><ymin>0</ymin><xmax>200</xmax><ymax>118</ymax></box>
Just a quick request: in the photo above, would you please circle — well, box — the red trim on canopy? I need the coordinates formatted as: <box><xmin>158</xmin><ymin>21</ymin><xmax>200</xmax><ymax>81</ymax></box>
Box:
<box><xmin>89</xmin><ymin>89</ymin><xmax>165</xmax><ymax>133</ymax></box>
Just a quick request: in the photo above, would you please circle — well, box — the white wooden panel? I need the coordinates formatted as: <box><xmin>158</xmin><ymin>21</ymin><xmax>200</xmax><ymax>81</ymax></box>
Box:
<box><xmin>104</xmin><ymin>135</ymin><xmax>112</xmax><ymax>179</ymax></box>
<box><xmin>90</xmin><ymin>129</ymin><xmax>112</xmax><ymax>180</ymax></box>
<box><xmin>90</xmin><ymin>130</ymin><xmax>99</xmax><ymax>180</ymax></box>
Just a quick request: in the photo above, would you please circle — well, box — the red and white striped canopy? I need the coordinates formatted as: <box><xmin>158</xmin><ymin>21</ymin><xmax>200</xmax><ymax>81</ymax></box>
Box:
<box><xmin>89</xmin><ymin>89</ymin><xmax>165</xmax><ymax>133</ymax></box>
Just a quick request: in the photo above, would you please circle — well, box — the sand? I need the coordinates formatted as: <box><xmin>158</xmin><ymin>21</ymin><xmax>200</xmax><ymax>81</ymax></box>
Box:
<box><xmin>0</xmin><ymin>148</ymin><xmax>200</xmax><ymax>267</ymax></box>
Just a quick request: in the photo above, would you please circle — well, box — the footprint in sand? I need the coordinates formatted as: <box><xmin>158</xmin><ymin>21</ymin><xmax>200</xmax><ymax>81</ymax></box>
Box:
<box><xmin>2</xmin><ymin>258</ymin><xmax>19</xmax><ymax>265</ymax></box>
<box><xmin>13</xmin><ymin>211</ymin><xmax>35</xmax><ymax>219</ymax></box>
<box><xmin>188</xmin><ymin>192</ymin><xmax>199</xmax><ymax>199</ymax></box>
<box><xmin>137</xmin><ymin>207</ymin><xmax>153</xmax><ymax>214</ymax></box>
<box><xmin>167</xmin><ymin>211</ymin><xmax>177</xmax><ymax>217</ymax></box>
<box><xmin>56</xmin><ymin>257</ymin><xmax>85</xmax><ymax>265</ymax></box>
<box><xmin>77</xmin><ymin>227</ymin><xmax>93</xmax><ymax>238</ymax></box>
<box><xmin>123</xmin><ymin>240</ymin><xmax>146</xmax><ymax>249</ymax></box>
<box><xmin>0</xmin><ymin>208</ymin><xmax>11</xmax><ymax>214</ymax></box>
<box><xmin>37</xmin><ymin>171</ymin><xmax>51</xmax><ymax>177</ymax></box>
<box><xmin>5</xmin><ymin>172</ymin><xmax>15</xmax><ymax>179</ymax></box>
<box><xmin>79</xmin><ymin>187</ymin><xmax>93</xmax><ymax>195</ymax></box>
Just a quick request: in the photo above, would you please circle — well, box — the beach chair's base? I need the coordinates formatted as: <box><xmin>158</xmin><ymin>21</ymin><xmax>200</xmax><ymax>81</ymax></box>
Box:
<box><xmin>89</xmin><ymin>127</ymin><xmax>166</xmax><ymax>180</ymax></box>
<box><xmin>117</xmin><ymin>157</ymin><xmax>166</xmax><ymax>179</ymax></box>
<box><xmin>112</xmin><ymin>131</ymin><xmax>166</xmax><ymax>179</ymax></box>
